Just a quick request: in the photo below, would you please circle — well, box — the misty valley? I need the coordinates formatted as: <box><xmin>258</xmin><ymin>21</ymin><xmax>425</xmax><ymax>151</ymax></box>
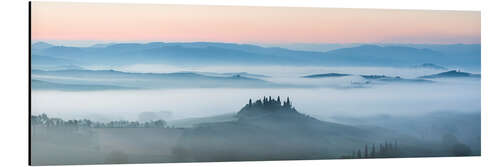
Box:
<box><xmin>30</xmin><ymin>42</ymin><xmax>480</xmax><ymax>165</ymax></box>
<box><xmin>30</xmin><ymin>97</ymin><xmax>480</xmax><ymax>165</ymax></box>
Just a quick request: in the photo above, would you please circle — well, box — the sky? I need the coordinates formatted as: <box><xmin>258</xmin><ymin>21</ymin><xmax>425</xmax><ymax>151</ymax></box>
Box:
<box><xmin>31</xmin><ymin>2</ymin><xmax>480</xmax><ymax>45</ymax></box>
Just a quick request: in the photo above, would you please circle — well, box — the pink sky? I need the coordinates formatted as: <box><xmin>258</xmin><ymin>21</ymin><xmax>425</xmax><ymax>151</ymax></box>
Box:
<box><xmin>31</xmin><ymin>2</ymin><xmax>480</xmax><ymax>44</ymax></box>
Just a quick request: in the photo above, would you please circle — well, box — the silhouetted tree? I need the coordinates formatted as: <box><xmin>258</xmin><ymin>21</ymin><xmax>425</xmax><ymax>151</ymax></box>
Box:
<box><xmin>344</xmin><ymin>140</ymin><xmax>403</xmax><ymax>159</ymax></box>
<box><xmin>394</xmin><ymin>140</ymin><xmax>398</xmax><ymax>152</ymax></box>
<box><xmin>364</xmin><ymin>144</ymin><xmax>368</xmax><ymax>158</ymax></box>
<box><xmin>384</xmin><ymin>141</ymin><xmax>388</xmax><ymax>154</ymax></box>
<box><xmin>380</xmin><ymin>144</ymin><xmax>384</xmax><ymax>155</ymax></box>
<box><xmin>371</xmin><ymin>144</ymin><xmax>376</xmax><ymax>158</ymax></box>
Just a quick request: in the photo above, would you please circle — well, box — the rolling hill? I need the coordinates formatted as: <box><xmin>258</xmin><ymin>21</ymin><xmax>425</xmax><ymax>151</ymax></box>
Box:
<box><xmin>31</xmin><ymin>79</ymin><xmax>135</xmax><ymax>91</ymax></box>
<box><xmin>303</xmin><ymin>73</ymin><xmax>351</xmax><ymax>78</ymax></box>
<box><xmin>411</xmin><ymin>63</ymin><xmax>448</xmax><ymax>70</ymax></box>
<box><xmin>31</xmin><ymin>42</ymin><xmax>481</xmax><ymax>68</ymax></box>
<box><xmin>171</xmin><ymin>97</ymin><xmax>429</xmax><ymax>162</ymax></box>
<box><xmin>302</xmin><ymin>72</ymin><xmax>432</xmax><ymax>84</ymax></box>
<box><xmin>419</xmin><ymin>70</ymin><xmax>481</xmax><ymax>79</ymax></box>
<box><xmin>31</xmin><ymin>69</ymin><xmax>281</xmax><ymax>90</ymax></box>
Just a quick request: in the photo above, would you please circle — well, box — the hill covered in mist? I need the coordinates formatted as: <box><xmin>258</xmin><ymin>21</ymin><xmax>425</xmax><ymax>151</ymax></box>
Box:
<box><xmin>419</xmin><ymin>70</ymin><xmax>481</xmax><ymax>79</ymax></box>
<box><xmin>31</xmin><ymin>42</ymin><xmax>481</xmax><ymax>68</ymax></box>
<box><xmin>31</xmin><ymin>69</ymin><xmax>281</xmax><ymax>90</ymax></box>
<box><xmin>169</xmin><ymin>97</ymin><xmax>464</xmax><ymax>162</ymax></box>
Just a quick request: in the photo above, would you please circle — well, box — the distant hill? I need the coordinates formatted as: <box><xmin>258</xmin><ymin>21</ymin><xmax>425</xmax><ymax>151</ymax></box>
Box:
<box><xmin>412</xmin><ymin>63</ymin><xmax>448</xmax><ymax>70</ymax></box>
<box><xmin>31</xmin><ymin>79</ymin><xmax>134</xmax><ymax>91</ymax></box>
<box><xmin>419</xmin><ymin>70</ymin><xmax>480</xmax><ymax>79</ymax></box>
<box><xmin>31</xmin><ymin>42</ymin><xmax>54</xmax><ymax>50</ymax></box>
<box><xmin>31</xmin><ymin>55</ymin><xmax>74</xmax><ymax>65</ymax></box>
<box><xmin>302</xmin><ymin>72</ymin><xmax>432</xmax><ymax>83</ymax></box>
<box><xmin>31</xmin><ymin>69</ymin><xmax>267</xmax><ymax>81</ymax></box>
<box><xmin>31</xmin><ymin>42</ymin><xmax>481</xmax><ymax>68</ymax></box>
<box><xmin>31</xmin><ymin>69</ymin><xmax>281</xmax><ymax>90</ymax></box>
<box><xmin>195</xmin><ymin>72</ymin><xmax>269</xmax><ymax>78</ymax></box>
<box><xmin>389</xmin><ymin>44</ymin><xmax>481</xmax><ymax>68</ymax></box>
<box><xmin>360</xmin><ymin>75</ymin><xmax>433</xmax><ymax>83</ymax></box>
<box><xmin>303</xmin><ymin>73</ymin><xmax>351</xmax><ymax>78</ymax></box>
<box><xmin>326</xmin><ymin>45</ymin><xmax>443</xmax><ymax>66</ymax></box>
<box><xmin>31</xmin><ymin>54</ymin><xmax>83</xmax><ymax>71</ymax></box>
<box><xmin>89</xmin><ymin>43</ymin><xmax>116</xmax><ymax>48</ymax></box>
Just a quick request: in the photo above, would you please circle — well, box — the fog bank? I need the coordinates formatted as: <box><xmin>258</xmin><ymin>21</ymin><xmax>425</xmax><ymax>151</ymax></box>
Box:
<box><xmin>31</xmin><ymin>80</ymin><xmax>479</xmax><ymax>122</ymax></box>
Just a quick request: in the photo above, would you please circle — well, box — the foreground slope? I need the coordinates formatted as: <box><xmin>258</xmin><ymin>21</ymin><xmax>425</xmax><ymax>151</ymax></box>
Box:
<box><xmin>171</xmin><ymin>97</ymin><xmax>429</xmax><ymax>162</ymax></box>
<box><xmin>30</xmin><ymin>97</ymin><xmax>476</xmax><ymax>165</ymax></box>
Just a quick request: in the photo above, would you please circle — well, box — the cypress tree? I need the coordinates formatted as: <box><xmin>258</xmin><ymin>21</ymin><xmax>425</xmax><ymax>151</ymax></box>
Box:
<box><xmin>384</xmin><ymin>141</ymin><xmax>388</xmax><ymax>153</ymax></box>
<box><xmin>395</xmin><ymin>140</ymin><xmax>398</xmax><ymax>152</ymax></box>
<box><xmin>364</xmin><ymin>144</ymin><xmax>368</xmax><ymax>158</ymax></box>
<box><xmin>288</xmin><ymin>97</ymin><xmax>291</xmax><ymax>106</ymax></box>
<box><xmin>371</xmin><ymin>144</ymin><xmax>376</xmax><ymax>158</ymax></box>
<box><xmin>380</xmin><ymin>144</ymin><xmax>384</xmax><ymax>155</ymax></box>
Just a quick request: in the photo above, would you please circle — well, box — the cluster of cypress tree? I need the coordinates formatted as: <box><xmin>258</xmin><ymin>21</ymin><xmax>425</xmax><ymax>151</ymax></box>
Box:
<box><xmin>238</xmin><ymin>96</ymin><xmax>298</xmax><ymax>116</ymax></box>
<box><xmin>342</xmin><ymin>140</ymin><xmax>401</xmax><ymax>159</ymax></box>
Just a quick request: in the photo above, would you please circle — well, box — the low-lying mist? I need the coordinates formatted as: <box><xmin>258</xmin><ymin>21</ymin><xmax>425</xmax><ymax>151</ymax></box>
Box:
<box><xmin>31</xmin><ymin>80</ymin><xmax>479</xmax><ymax>122</ymax></box>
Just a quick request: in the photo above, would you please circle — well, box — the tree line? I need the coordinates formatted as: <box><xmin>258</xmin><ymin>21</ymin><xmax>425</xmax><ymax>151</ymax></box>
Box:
<box><xmin>31</xmin><ymin>114</ymin><xmax>170</xmax><ymax>128</ymax></box>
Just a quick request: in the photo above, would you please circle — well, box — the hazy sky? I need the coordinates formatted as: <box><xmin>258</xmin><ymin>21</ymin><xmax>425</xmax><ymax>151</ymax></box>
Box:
<box><xmin>31</xmin><ymin>2</ymin><xmax>480</xmax><ymax>44</ymax></box>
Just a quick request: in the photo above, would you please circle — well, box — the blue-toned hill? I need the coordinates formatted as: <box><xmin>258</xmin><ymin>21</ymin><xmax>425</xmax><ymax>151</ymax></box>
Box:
<box><xmin>302</xmin><ymin>73</ymin><xmax>351</xmax><ymax>78</ymax></box>
<box><xmin>411</xmin><ymin>63</ymin><xmax>448</xmax><ymax>70</ymax></box>
<box><xmin>31</xmin><ymin>42</ymin><xmax>481</xmax><ymax>68</ymax></box>
<box><xmin>419</xmin><ymin>70</ymin><xmax>480</xmax><ymax>79</ymax></box>
<box><xmin>326</xmin><ymin>45</ymin><xmax>442</xmax><ymax>66</ymax></box>
<box><xmin>31</xmin><ymin>69</ymin><xmax>281</xmax><ymax>90</ymax></box>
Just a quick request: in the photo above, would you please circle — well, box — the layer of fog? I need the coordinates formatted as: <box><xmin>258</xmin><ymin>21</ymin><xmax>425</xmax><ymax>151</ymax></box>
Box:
<box><xmin>31</xmin><ymin>80</ymin><xmax>479</xmax><ymax>122</ymax></box>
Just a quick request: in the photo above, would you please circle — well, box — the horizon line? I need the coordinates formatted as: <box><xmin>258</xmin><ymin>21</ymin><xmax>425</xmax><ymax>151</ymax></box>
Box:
<box><xmin>32</xmin><ymin>40</ymin><xmax>481</xmax><ymax>47</ymax></box>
